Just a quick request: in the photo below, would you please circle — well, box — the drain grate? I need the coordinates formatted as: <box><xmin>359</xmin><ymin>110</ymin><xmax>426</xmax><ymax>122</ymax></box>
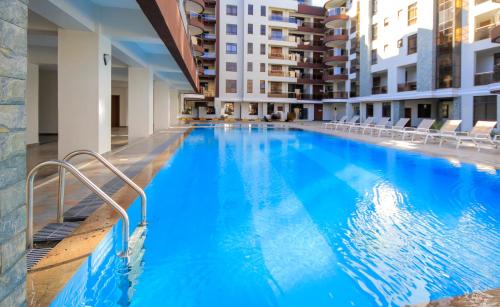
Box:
<box><xmin>26</xmin><ymin>248</ymin><xmax>52</xmax><ymax>270</ymax></box>
<box><xmin>33</xmin><ymin>222</ymin><xmax>81</xmax><ymax>242</ymax></box>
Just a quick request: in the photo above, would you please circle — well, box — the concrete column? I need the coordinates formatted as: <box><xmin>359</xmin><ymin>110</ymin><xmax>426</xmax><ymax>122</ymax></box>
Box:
<box><xmin>346</xmin><ymin>103</ymin><xmax>354</xmax><ymax>118</ymax></box>
<box><xmin>169</xmin><ymin>88</ymin><xmax>180</xmax><ymax>126</ymax></box>
<box><xmin>0</xmin><ymin>0</ymin><xmax>28</xmax><ymax>304</ymax></box>
<box><xmin>58</xmin><ymin>29</ymin><xmax>112</xmax><ymax>158</ymax></box>
<box><xmin>26</xmin><ymin>63</ymin><xmax>39</xmax><ymax>144</ymax></box>
<box><xmin>128</xmin><ymin>67</ymin><xmax>153</xmax><ymax>141</ymax></box>
<box><xmin>360</xmin><ymin>103</ymin><xmax>367</xmax><ymax>121</ymax></box>
<box><xmin>391</xmin><ymin>101</ymin><xmax>405</xmax><ymax>123</ymax></box>
<box><xmin>373</xmin><ymin>102</ymin><xmax>383</xmax><ymax>121</ymax></box>
<box><xmin>153</xmin><ymin>80</ymin><xmax>171</xmax><ymax>131</ymax></box>
<box><xmin>457</xmin><ymin>95</ymin><xmax>472</xmax><ymax>131</ymax></box>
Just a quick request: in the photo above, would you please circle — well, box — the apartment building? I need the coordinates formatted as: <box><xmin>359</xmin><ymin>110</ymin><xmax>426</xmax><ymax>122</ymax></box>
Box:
<box><xmin>181</xmin><ymin>0</ymin><xmax>500</xmax><ymax>130</ymax></box>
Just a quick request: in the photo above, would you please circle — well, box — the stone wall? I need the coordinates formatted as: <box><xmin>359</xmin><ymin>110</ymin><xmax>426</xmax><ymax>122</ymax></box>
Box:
<box><xmin>0</xmin><ymin>0</ymin><xmax>28</xmax><ymax>305</ymax></box>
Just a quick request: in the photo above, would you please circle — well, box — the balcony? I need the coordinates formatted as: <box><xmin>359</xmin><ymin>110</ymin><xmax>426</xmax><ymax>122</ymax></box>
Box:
<box><xmin>268</xmin><ymin>92</ymin><xmax>295</xmax><ymax>98</ymax></box>
<box><xmin>397</xmin><ymin>82</ymin><xmax>417</xmax><ymax>92</ymax></box>
<box><xmin>199</xmin><ymin>68</ymin><xmax>216</xmax><ymax>77</ymax></box>
<box><xmin>372</xmin><ymin>85</ymin><xmax>388</xmax><ymax>94</ymax></box>
<box><xmin>475</xmin><ymin>70</ymin><xmax>500</xmax><ymax>85</ymax></box>
<box><xmin>296</xmin><ymin>57</ymin><xmax>325</xmax><ymax>69</ymax></box>
<box><xmin>475</xmin><ymin>23</ymin><xmax>498</xmax><ymax>41</ymax></box>
<box><xmin>492</xmin><ymin>25</ymin><xmax>500</xmax><ymax>43</ymax></box>
<box><xmin>324</xmin><ymin>0</ymin><xmax>347</xmax><ymax>10</ymax></box>
<box><xmin>192</xmin><ymin>44</ymin><xmax>204</xmax><ymax>57</ymax></box>
<box><xmin>324</xmin><ymin>91</ymin><xmax>348</xmax><ymax>99</ymax></box>
<box><xmin>325</xmin><ymin>29</ymin><xmax>348</xmax><ymax>48</ymax></box>
<box><xmin>188</xmin><ymin>14</ymin><xmax>204</xmax><ymax>36</ymax></box>
<box><xmin>297</xmin><ymin>73</ymin><xmax>324</xmax><ymax>84</ymax></box>
<box><xmin>324</xmin><ymin>7</ymin><xmax>348</xmax><ymax>29</ymax></box>
<box><xmin>185</xmin><ymin>0</ymin><xmax>205</xmax><ymax>14</ymax></box>
<box><xmin>324</xmin><ymin>49</ymin><xmax>348</xmax><ymax>65</ymax></box>
<box><xmin>295</xmin><ymin>40</ymin><xmax>327</xmax><ymax>51</ymax></box>
<box><xmin>297</xmin><ymin>21</ymin><xmax>324</xmax><ymax>33</ymax></box>
<box><xmin>324</xmin><ymin>68</ymin><xmax>348</xmax><ymax>81</ymax></box>
<box><xmin>201</xmin><ymin>88</ymin><xmax>215</xmax><ymax>98</ymax></box>
<box><xmin>202</xmin><ymin>33</ymin><xmax>216</xmax><ymax>40</ymax></box>
<box><xmin>268</xmin><ymin>53</ymin><xmax>299</xmax><ymax>61</ymax></box>
<box><xmin>475</xmin><ymin>0</ymin><xmax>500</xmax><ymax>4</ymax></box>
<box><xmin>269</xmin><ymin>15</ymin><xmax>298</xmax><ymax>24</ymax></box>
<box><xmin>202</xmin><ymin>14</ymin><xmax>216</xmax><ymax>23</ymax></box>
<box><xmin>297</xmin><ymin>93</ymin><xmax>324</xmax><ymax>100</ymax></box>
<box><xmin>201</xmin><ymin>52</ymin><xmax>216</xmax><ymax>60</ymax></box>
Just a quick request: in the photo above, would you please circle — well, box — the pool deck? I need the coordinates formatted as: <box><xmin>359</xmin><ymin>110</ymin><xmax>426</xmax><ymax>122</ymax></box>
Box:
<box><xmin>26</xmin><ymin>122</ymin><xmax>499</xmax><ymax>306</ymax></box>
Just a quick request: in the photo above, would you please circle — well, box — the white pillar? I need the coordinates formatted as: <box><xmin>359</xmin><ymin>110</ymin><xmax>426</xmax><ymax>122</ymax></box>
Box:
<box><xmin>153</xmin><ymin>80</ymin><xmax>171</xmax><ymax>131</ymax></box>
<box><xmin>460</xmin><ymin>95</ymin><xmax>473</xmax><ymax>131</ymax></box>
<box><xmin>26</xmin><ymin>63</ymin><xmax>39</xmax><ymax>145</ymax></box>
<box><xmin>128</xmin><ymin>67</ymin><xmax>153</xmax><ymax>141</ymax></box>
<box><xmin>169</xmin><ymin>88</ymin><xmax>179</xmax><ymax>126</ymax></box>
<box><xmin>58</xmin><ymin>29</ymin><xmax>111</xmax><ymax>158</ymax></box>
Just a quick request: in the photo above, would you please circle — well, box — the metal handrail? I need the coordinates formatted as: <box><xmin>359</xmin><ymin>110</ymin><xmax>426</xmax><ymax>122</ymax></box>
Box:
<box><xmin>58</xmin><ymin>150</ymin><xmax>147</xmax><ymax>226</ymax></box>
<box><xmin>27</xmin><ymin>160</ymin><xmax>129</xmax><ymax>257</ymax></box>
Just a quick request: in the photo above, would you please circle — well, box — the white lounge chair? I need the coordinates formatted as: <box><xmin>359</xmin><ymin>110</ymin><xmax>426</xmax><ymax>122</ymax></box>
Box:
<box><xmin>323</xmin><ymin>115</ymin><xmax>347</xmax><ymax>130</ymax></box>
<box><xmin>416</xmin><ymin>119</ymin><xmax>462</xmax><ymax>144</ymax></box>
<box><xmin>439</xmin><ymin>121</ymin><xmax>497</xmax><ymax>150</ymax></box>
<box><xmin>349</xmin><ymin>117</ymin><xmax>374</xmax><ymax>133</ymax></box>
<box><xmin>336</xmin><ymin>115</ymin><xmax>360</xmax><ymax>131</ymax></box>
<box><xmin>364</xmin><ymin>117</ymin><xmax>391</xmax><ymax>135</ymax></box>
<box><xmin>401</xmin><ymin>119</ymin><xmax>436</xmax><ymax>140</ymax></box>
<box><xmin>375</xmin><ymin>118</ymin><xmax>410</xmax><ymax>137</ymax></box>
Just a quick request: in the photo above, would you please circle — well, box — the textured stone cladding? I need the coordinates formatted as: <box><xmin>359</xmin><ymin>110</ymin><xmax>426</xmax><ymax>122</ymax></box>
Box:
<box><xmin>0</xmin><ymin>0</ymin><xmax>28</xmax><ymax>306</ymax></box>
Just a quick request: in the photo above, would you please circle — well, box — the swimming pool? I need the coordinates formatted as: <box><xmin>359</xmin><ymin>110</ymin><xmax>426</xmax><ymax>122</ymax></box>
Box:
<box><xmin>53</xmin><ymin>126</ymin><xmax>500</xmax><ymax>306</ymax></box>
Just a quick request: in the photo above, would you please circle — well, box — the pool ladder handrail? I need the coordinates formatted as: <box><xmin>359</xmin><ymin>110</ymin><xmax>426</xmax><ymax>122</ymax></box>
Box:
<box><xmin>58</xmin><ymin>149</ymin><xmax>147</xmax><ymax>226</ymax></box>
<box><xmin>26</xmin><ymin>160</ymin><xmax>130</xmax><ymax>257</ymax></box>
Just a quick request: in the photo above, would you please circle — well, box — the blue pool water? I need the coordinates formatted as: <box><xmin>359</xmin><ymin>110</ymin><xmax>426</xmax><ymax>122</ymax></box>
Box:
<box><xmin>53</xmin><ymin>126</ymin><xmax>500</xmax><ymax>306</ymax></box>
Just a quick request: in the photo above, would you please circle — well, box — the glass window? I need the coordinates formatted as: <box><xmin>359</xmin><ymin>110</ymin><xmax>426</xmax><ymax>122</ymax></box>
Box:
<box><xmin>260</xmin><ymin>63</ymin><xmax>266</xmax><ymax>72</ymax></box>
<box><xmin>226</xmin><ymin>24</ymin><xmax>237</xmax><ymax>35</ymax></box>
<box><xmin>417</xmin><ymin>104</ymin><xmax>431</xmax><ymax>118</ymax></box>
<box><xmin>384</xmin><ymin>18</ymin><xmax>389</xmax><ymax>27</ymax></box>
<box><xmin>226</xmin><ymin>62</ymin><xmax>237</xmax><ymax>72</ymax></box>
<box><xmin>226</xmin><ymin>43</ymin><xmax>237</xmax><ymax>54</ymax></box>
<box><xmin>371</xmin><ymin>49</ymin><xmax>377</xmax><ymax>64</ymax></box>
<box><xmin>248</xmin><ymin>23</ymin><xmax>253</xmax><ymax>34</ymax></box>
<box><xmin>224</xmin><ymin>102</ymin><xmax>234</xmax><ymax>115</ymax></box>
<box><xmin>248</xmin><ymin>43</ymin><xmax>253</xmax><ymax>54</ymax></box>
<box><xmin>267</xmin><ymin>103</ymin><xmax>274</xmax><ymax>114</ymax></box>
<box><xmin>226</xmin><ymin>5</ymin><xmax>237</xmax><ymax>16</ymax></box>
<box><xmin>372</xmin><ymin>0</ymin><xmax>378</xmax><ymax>15</ymax></box>
<box><xmin>407</xmin><ymin>34</ymin><xmax>417</xmax><ymax>54</ymax></box>
<box><xmin>247</xmin><ymin>80</ymin><xmax>253</xmax><ymax>93</ymax></box>
<box><xmin>382</xmin><ymin>103</ymin><xmax>391</xmax><ymax>117</ymax></box>
<box><xmin>408</xmin><ymin>3</ymin><xmax>417</xmax><ymax>25</ymax></box>
<box><xmin>260</xmin><ymin>80</ymin><xmax>265</xmax><ymax>93</ymax></box>
<box><xmin>260</xmin><ymin>25</ymin><xmax>266</xmax><ymax>35</ymax></box>
<box><xmin>474</xmin><ymin>96</ymin><xmax>497</xmax><ymax>123</ymax></box>
<box><xmin>248</xmin><ymin>4</ymin><xmax>253</xmax><ymax>15</ymax></box>
<box><xmin>261</xmin><ymin>5</ymin><xmax>266</xmax><ymax>17</ymax></box>
<box><xmin>366</xmin><ymin>104</ymin><xmax>374</xmax><ymax>117</ymax></box>
<box><xmin>249</xmin><ymin>103</ymin><xmax>258</xmax><ymax>115</ymax></box>
<box><xmin>226</xmin><ymin>80</ymin><xmax>237</xmax><ymax>93</ymax></box>
<box><xmin>247</xmin><ymin>62</ymin><xmax>253</xmax><ymax>72</ymax></box>
<box><xmin>260</xmin><ymin>44</ymin><xmax>266</xmax><ymax>55</ymax></box>
<box><xmin>372</xmin><ymin>24</ymin><xmax>378</xmax><ymax>40</ymax></box>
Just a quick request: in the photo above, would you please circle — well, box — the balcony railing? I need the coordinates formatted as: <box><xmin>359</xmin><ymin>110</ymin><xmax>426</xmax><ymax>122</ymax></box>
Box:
<box><xmin>268</xmin><ymin>53</ymin><xmax>299</xmax><ymax>61</ymax></box>
<box><xmin>200</xmin><ymin>69</ymin><xmax>216</xmax><ymax>76</ymax></box>
<box><xmin>267</xmin><ymin>92</ymin><xmax>323</xmax><ymax>100</ymax></box>
<box><xmin>397</xmin><ymin>82</ymin><xmax>417</xmax><ymax>92</ymax></box>
<box><xmin>474</xmin><ymin>70</ymin><xmax>500</xmax><ymax>85</ymax></box>
<box><xmin>268</xmin><ymin>92</ymin><xmax>296</xmax><ymax>98</ymax></box>
<box><xmin>203</xmin><ymin>33</ymin><xmax>216</xmax><ymax>40</ymax></box>
<box><xmin>201</xmin><ymin>88</ymin><xmax>215</xmax><ymax>97</ymax></box>
<box><xmin>372</xmin><ymin>85</ymin><xmax>388</xmax><ymax>94</ymax></box>
<box><xmin>324</xmin><ymin>91</ymin><xmax>348</xmax><ymax>99</ymax></box>
<box><xmin>297</xmin><ymin>94</ymin><xmax>324</xmax><ymax>100</ymax></box>
<box><xmin>269</xmin><ymin>70</ymin><xmax>299</xmax><ymax>77</ymax></box>
<box><xmin>475</xmin><ymin>23</ymin><xmax>498</xmax><ymax>41</ymax></box>
<box><xmin>269</xmin><ymin>35</ymin><xmax>297</xmax><ymax>42</ymax></box>
<box><xmin>201</xmin><ymin>52</ymin><xmax>216</xmax><ymax>59</ymax></box>
<box><xmin>327</xmin><ymin>7</ymin><xmax>347</xmax><ymax>17</ymax></box>
<box><xmin>297</xmin><ymin>21</ymin><xmax>324</xmax><ymax>32</ymax></box>
<box><xmin>269</xmin><ymin>15</ymin><xmax>297</xmax><ymax>23</ymax></box>
<box><xmin>326</xmin><ymin>48</ymin><xmax>347</xmax><ymax>57</ymax></box>
<box><xmin>475</xmin><ymin>0</ymin><xmax>500</xmax><ymax>4</ymax></box>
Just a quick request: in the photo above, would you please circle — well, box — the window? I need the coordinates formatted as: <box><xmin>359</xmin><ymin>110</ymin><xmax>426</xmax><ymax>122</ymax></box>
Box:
<box><xmin>417</xmin><ymin>104</ymin><xmax>431</xmax><ymax>118</ymax></box>
<box><xmin>407</xmin><ymin>34</ymin><xmax>417</xmax><ymax>54</ymax></box>
<box><xmin>247</xmin><ymin>80</ymin><xmax>253</xmax><ymax>93</ymax></box>
<box><xmin>397</xmin><ymin>39</ymin><xmax>403</xmax><ymax>48</ymax></box>
<box><xmin>249</xmin><ymin>103</ymin><xmax>258</xmax><ymax>115</ymax></box>
<box><xmin>366</xmin><ymin>104</ymin><xmax>374</xmax><ymax>117</ymax></box>
<box><xmin>248</xmin><ymin>4</ymin><xmax>253</xmax><ymax>15</ymax></box>
<box><xmin>384</xmin><ymin>44</ymin><xmax>389</xmax><ymax>52</ymax></box>
<box><xmin>260</xmin><ymin>63</ymin><xmax>266</xmax><ymax>72</ymax></box>
<box><xmin>227</xmin><ymin>5</ymin><xmax>237</xmax><ymax>16</ymax></box>
<box><xmin>226</xmin><ymin>62</ymin><xmax>237</xmax><ymax>72</ymax></box>
<box><xmin>474</xmin><ymin>96</ymin><xmax>497</xmax><ymax>123</ymax></box>
<box><xmin>371</xmin><ymin>49</ymin><xmax>377</xmax><ymax>64</ymax></box>
<box><xmin>261</xmin><ymin>5</ymin><xmax>266</xmax><ymax>17</ymax></box>
<box><xmin>260</xmin><ymin>25</ymin><xmax>266</xmax><ymax>35</ymax></box>
<box><xmin>260</xmin><ymin>44</ymin><xmax>266</xmax><ymax>55</ymax></box>
<box><xmin>267</xmin><ymin>103</ymin><xmax>274</xmax><ymax>115</ymax></box>
<box><xmin>384</xmin><ymin>17</ymin><xmax>389</xmax><ymax>27</ymax></box>
<box><xmin>260</xmin><ymin>80</ymin><xmax>265</xmax><ymax>93</ymax></box>
<box><xmin>408</xmin><ymin>3</ymin><xmax>417</xmax><ymax>26</ymax></box>
<box><xmin>226</xmin><ymin>24</ymin><xmax>237</xmax><ymax>35</ymax></box>
<box><xmin>248</xmin><ymin>23</ymin><xmax>253</xmax><ymax>34</ymax></box>
<box><xmin>372</xmin><ymin>24</ymin><xmax>378</xmax><ymax>40</ymax></box>
<box><xmin>226</xmin><ymin>43</ymin><xmax>237</xmax><ymax>54</ymax></box>
<box><xmin>226</xmin><ymin>80</ymin><xmax>237</xmax><ymax>93</ymax></box>
<box><xmin>382</xmin><ymin>103</ymin><xmax>391</xmax><ymax>117</ymax></box>
<box><xmin>224</xmin><ymin>102</ymin><xmax>234</xmax><ymax>115</ymax></box>
<box><xmin>248</xmin><ymin>43</ymin><xmax>253</xmax><ymax>54</ymax></box>
<box><xmin>247</xmin><ymin>62</ymin><xmax>253</xmax><ymax>72</ymax></box>
<box><xmin>372</xmin><ymin>0</ymin><xmax>377</xmax><ymax>15</ymax></box>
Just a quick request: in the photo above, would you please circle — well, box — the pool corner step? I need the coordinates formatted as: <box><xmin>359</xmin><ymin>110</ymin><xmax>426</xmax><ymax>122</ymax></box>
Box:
<box><xmin>26</xmin><ymin>247</ymin><xmax>52</xmax><ymax>270</ymax></box>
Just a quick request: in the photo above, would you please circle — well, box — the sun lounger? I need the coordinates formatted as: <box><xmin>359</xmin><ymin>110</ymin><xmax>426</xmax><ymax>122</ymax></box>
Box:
<box><xmin>401</xmin><ymin>119</ymin><xmax>436</xmax><ymax>140</ymax></box>
<box><xmin>439</xmin><ymin>121</ymin><xmax>497</xmax><ymax>150</ymax></box>
<box><xmin>375</xmin><ymin>118</ymin><xmax>410</xmax><ymax>137</ymax></box>
<box><xmin>364</xmin><ymin>117</ymin><xmax>390</xmax><ymax>135</ymax></box>
<box><xmin>349</xmin><ymin>117</ymin><xmax>374</xmax><ymax>133</ymax></box>
<box><xmin>323</xmin><ymin>115</ymin><xmax>347</xmax><ymax>130</ymax></box>
<box><xmin>336</xmin><ymin>115</ymin><xmax>360</xmax><ymax>131</ymax></box>
<box><xmin>411</xmin><ymin>119</ymin><xmax>462</xmax><ymax>144</ymax></box>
